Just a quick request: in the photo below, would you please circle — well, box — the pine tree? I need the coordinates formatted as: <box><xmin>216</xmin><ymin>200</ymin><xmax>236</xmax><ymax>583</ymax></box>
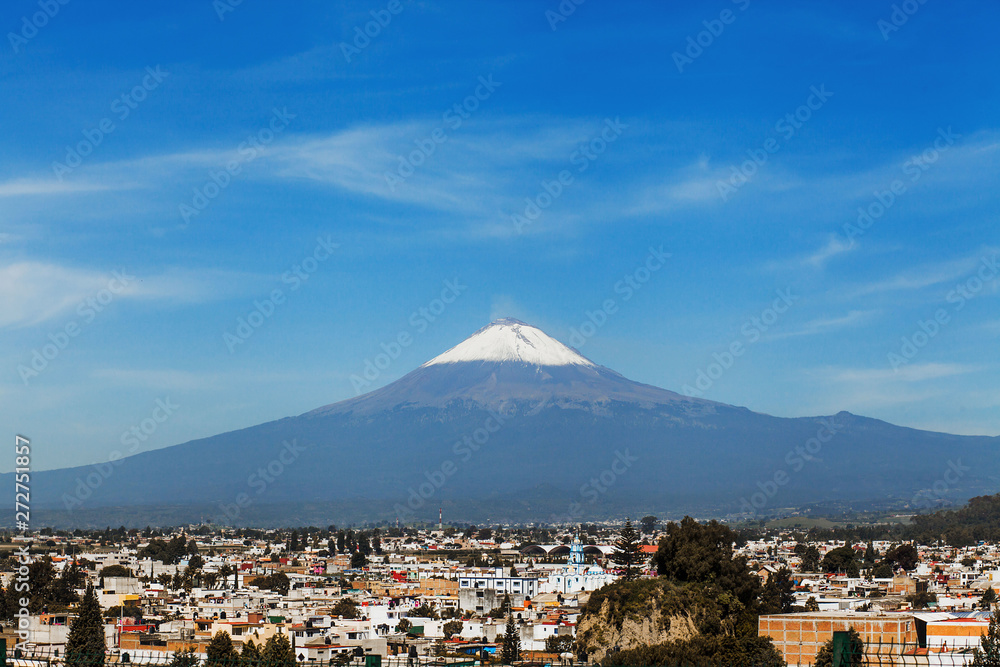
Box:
<box><xmin>206</xmin><ymin>630</ymin><xmax>240</xmax><ymax>667</ymax></box>
<box><xmin>610</xmin><ymin>519</ymin><xmax>642</xmax><ymax>581</ymax></box>
<box><xmin>501</xmin><ymin>614</ymin><xmax>521</xmax><ymax>664</ymax></box>
<box><xmin>66</xmin><ymin>584</ymin><xmax>107</xmax><ymax>667</ymax></box>
<box><xmin>262</xmin><ymin>633</ymin><xmax>296</xmax><ymax>667</ymax></box>
<box><xmin>168</xmin><ymin>649</ymin><xmax>201</xmax><ymax>667</ymax></box>
<box><xmin>973</xmin><ymin>608</ymin><xmax>1000</xmax><ymax>667</ymax></box>
<box><xmin>241</xmin><ymin>640</ymin><xmax>261</xmax><ymax>667</ymax></box>
<box><xmin>983</xmin><ymin>588</ymin><xmax>998</xmax><ymax>611</ymax></box>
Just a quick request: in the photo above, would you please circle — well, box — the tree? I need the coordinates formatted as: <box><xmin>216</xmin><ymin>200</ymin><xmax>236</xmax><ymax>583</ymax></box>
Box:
<box><xmin>814</xmin><ymin>627</ymin><xmax>864</xmax><ymax>667</ymax></box>
<box><xmin>168</xmin><ymin>649</ymin><xmax>201</xmax><ymax>667</ymax></box>
<box><xmin>797</xmin><ymin>545</ymin><xmax>821</xmax><ymax>572</ymax></box>
<box><xmin>822</xmin><ymin>546</ymin><xmax>860</xmax><ymax>577</ymax></box>
<box><xmin>611</xmin><ymin>519</ymin><xmax>642</xmax><ymax>581</ymax></box>
<box><xmin>248</xmin><ymin>573</ymin><xmax>289</xmax><ymax>595</ymax></box>
<box><xmin>331</xmin><ymin>598</ymin><xmax>359</xmax><ymax>619</ymax></box>
<box><xmin>261</xmin><ymin>634</ymin><xmax>295</xmax><ymax>667</ymax></box>
<box><xmin>653</xmin><ymin>516</ymin><xmax>760</xmax><ymax>608</ymax></box>
<box><xmin>501</xmin><ymin>615</ymin><xmax>521</xmax><ymax>664</ymax></box>
<box><xmin>907</xmin><ymin>591</ymin><xmax>937</xmax><ymax>609</ymax></box>
<box><xmin>872</xmin><ymin>562</ymin><xmax>894</xmax><ymax>578</ymax></box>
<box><xmin>66</xmin><ymin>584</ymin><xmax>107</xmax><ymax>667</ymax></box>
<box><xmin>972</xmin><ymin>608</ymin><xmax>1000</xmax><ymax>667</ymax></box>
<box><xmin>639</xmin><ymin>516</ymin><xmax>658</xmax><ymax>534</ymax></box>
<box><xmin>805</xmin><ymin>596</ymin><xmax>820</xmax><ymax>612</ymax></box>
<box><xmin>983</xmin><ymin>588</ymin><xmax>997</xmax><ymax>610</ymax></box>
<box><xmin>206</xmin><ymin>631</ymin><xmax>240</xmax><ymax>667</ymax></box>
<box><xmin>240</xmin><ymin>640</ymin><xmax>261</xmax><ymax>667</ymax></box>
<box><xmin>760</xmin><ymin>567</ymin><xmax>795</xmax><ymax>615</ymax></box>
<box><xmin>883</xmin><ymin>544</ymin><xmax>919</xmax><ymax>571</ymax></box>
<box><xmin>100</xmin><ymin>564</ymin><xmax>132</xmax><ymax>577</ymax></box>
<box><xmin>443</xmin><ymin>620</ymin><xmax>463</xmax><ymax>639</ymax></box>
<box><xmin>412</xmin><ymin>603</ymin><xmax>437</xmax><ymax>619</ymax></box>
<box><xmin>350</xmin><ymin>551</ymin><xmax>368</xmax><ymax>569</ymax></box>
<box><xmin>546</xmin><ymin>635</ymin><xmax>574</xmax><ymax>653</ymax></box>
<box><xmin>395</xmin><ymin>618</ymin><xmax>412</xmax><ymax>633</ymax></box>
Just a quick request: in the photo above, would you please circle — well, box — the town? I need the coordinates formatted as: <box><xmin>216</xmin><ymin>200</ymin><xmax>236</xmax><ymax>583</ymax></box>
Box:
<box><xmin>5</xmin><ymin>510</ymin><xmax>1000</xmax><ymax>667</ymax></box>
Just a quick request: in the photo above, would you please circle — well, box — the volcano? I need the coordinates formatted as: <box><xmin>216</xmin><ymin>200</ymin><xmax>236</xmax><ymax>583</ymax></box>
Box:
<box><xmin>11</xmin><ymin>318</ymin><xmax>1000</xmax><ymax>527</ymax></box>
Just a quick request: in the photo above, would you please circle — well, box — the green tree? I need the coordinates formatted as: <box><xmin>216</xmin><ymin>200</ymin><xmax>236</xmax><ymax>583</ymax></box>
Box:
<box><xmin>805</xmin><ymin>596</ymin><xmax>820</xmax><ymax>612</ymax></box>
<box><xmin>822</xmin><ymin>546</ymin><xmax>860</xmax><ymax>576</ymax></box>
<box><xmin>907</xmin><ymin>591</ymin><xmax>937</xmax><ymax>609</ymax></box>
<box><xmin>983</xmin><ymin>588</ymin><xmax>997</xmax><ymax>610</ymax></box>
<box><xmin>240</xmin><ymin>640</ymin><xmax>261</xmax><ymax>667</ymax></box>
<box><xmin>501</xmin><ymin>615</ymin><xmax>521</xmax><ymax>664</ymax></box>
<box><xmin>639</xmin><ymin>516</ymin><xmax>658</xmax><ymax>534</ymax></box>
<box><xmin>652</xmin><ymin>516</ymin><xmax>760</xmax><ymax>608</ymax></box>
<box><xmin>443</xmin><ymin>620</ymin><xmax>463</xmax><ymax>639</ymax></box>
<box><xmin>883</xmin><ymin>544</ymin><xmax>919</xmax><ymax>571</ymax></box>
<box><xmin>331</xmin><ymin>598</ymin><xmax>359</xmax><ymax>619</ymax></box>
<box><xmin>798</xmin><ymin>545</ymin><xmax>821</xmax><ymax>572</ymax></box>
<box><xmin>760</xmin><ymin>567</ymin><xmax>795</xmax><ymax>615</ymax></box>
<box><xmin>395</xmin><ymin>618</ymin><xmax>412</xmax><ymax>633</ymax></box>
<box><xmin>66</xmin><ymin>584</ymin><xmax>107</xmax><ymax>667</ymax></box>
<box><xmin>872</xmin><ymin>562</ymin><xmax>894</xmax><ymax>578</ymax></box>
<box><xmin>99</xmin><ymin>564</ymin><xmax>132</xmax><ymax>577</ymax></box>
<box><xmin>973</xmin><ymin>608</ymin><xmax>1000</xmax><ymax>667</ymax></box>
<box><xmin>168</xmin><ymin>649</ymin><xmax>201</xmax><ymax>667</ymax></box>
<box><xmin>261</xmin><ymin>633</ymin><xmax>295</xmax><ymax>667</ymax></box>
<box><xmin>611</xmin><ymin>519</ymin><xmax>642</xmax><ymax>581</ymax></box>
<box><xmin>814</xmin><ymin>627</ymin><xmax>864</xmax><ymax>667</ymax></box>
<box><xmin>350</xmin><ymin>551</ymin><xmax>368</xmax><ymax>569</ymax></box>
<box><xmin>248</xmin><ymin>572</ymin><xmax>289</xmax><ymax>595</ymax></box>
<box><xmin>206</xmin><ymin>630</ymin><xmax>240</xmax><ymax>667</ymax></box>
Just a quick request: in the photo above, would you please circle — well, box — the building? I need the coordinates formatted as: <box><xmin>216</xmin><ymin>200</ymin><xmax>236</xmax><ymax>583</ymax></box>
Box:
<box><xmin>759</xmin><ymin>611</ymin><xmax>918</xmax><ymax>665</ymax></box>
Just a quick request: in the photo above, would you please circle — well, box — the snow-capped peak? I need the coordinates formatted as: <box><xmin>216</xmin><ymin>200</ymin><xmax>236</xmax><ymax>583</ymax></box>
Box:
<box><xmin>423</xmin><ymin>318</ymin><xmax>596</xmax><ymax>367</ymax></box>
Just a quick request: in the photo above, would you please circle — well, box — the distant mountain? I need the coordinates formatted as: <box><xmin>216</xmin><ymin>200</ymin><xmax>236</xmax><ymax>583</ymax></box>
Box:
<box><xmin>9</xmin><ymin>318</ymin><xmax>1000</xmax><ymax>527</ymax></box>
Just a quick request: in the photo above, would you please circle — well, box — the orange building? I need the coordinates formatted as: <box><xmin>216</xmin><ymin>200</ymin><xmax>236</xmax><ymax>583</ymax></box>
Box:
<box><xmin>759</xmin><ymin>612</ymin><xmax>917</xmax><ymax>666</ymax></box>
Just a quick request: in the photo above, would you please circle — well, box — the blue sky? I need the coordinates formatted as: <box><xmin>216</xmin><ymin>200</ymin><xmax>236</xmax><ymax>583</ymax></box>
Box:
<box><xmin>2</xmin><ymin>0</ymin><xmax>998</xmax><ymax>471</ymax></box>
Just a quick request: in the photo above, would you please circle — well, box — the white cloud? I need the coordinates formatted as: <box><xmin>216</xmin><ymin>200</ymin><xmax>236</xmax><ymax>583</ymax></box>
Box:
<box><xmin>0</xmin><ymin>262</ymin><xmax>270</xmax><ymax>329</ymax></box>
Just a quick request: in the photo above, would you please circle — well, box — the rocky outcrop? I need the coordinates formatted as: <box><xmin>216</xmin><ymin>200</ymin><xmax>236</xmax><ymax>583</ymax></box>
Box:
<box><xmin>575</xmin><ymin>579</ymin><xmax>743</xmax><ymax>661</ymax></box>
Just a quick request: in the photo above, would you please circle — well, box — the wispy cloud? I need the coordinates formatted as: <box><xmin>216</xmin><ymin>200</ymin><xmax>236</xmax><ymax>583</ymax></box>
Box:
<box><xmin>847</xmin><ymin>248</ymin><xmax>999</xmax><ymax>297</ymax></box>
<box><xmin>0</xmin><ymin>261</ymin><xmax>271</xmax><ymax>329</ymax></box>
<box><xmin>0</xmin><ymin>178</ymin><xmax>115</xmax><ymax>197</ymax></box>
<box><xmin>769</xmin><ymin>309</ymin><xmax>875</xmax><ymax>340</ymax></box>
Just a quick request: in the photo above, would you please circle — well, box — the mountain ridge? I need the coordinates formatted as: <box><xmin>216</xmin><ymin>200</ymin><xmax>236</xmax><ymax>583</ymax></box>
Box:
<box><xmin>5</xmin><ymin>318</ymin><xmax>999</xmax><ymax>527</ymax></box>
